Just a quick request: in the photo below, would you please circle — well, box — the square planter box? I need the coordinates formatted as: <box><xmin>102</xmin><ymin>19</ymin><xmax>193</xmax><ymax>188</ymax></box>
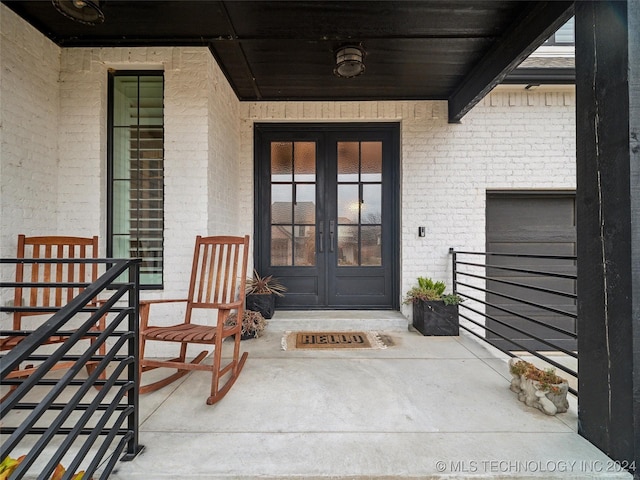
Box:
<box><xmin>246</xmin><ymin>293</ymin><xmax>275</xmax><ymax>319</ymax></box>
<box><xmin>412</xmin><ymin>300</ymin><xmax>459</xmax><ymax>336</ymax></box>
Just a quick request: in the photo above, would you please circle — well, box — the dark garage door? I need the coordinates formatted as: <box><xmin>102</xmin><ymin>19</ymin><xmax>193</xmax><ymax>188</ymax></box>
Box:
<box><xmin>486</xmin><ymin>192</ymin><xmax>577</xmax><ymax>351</ymax></box>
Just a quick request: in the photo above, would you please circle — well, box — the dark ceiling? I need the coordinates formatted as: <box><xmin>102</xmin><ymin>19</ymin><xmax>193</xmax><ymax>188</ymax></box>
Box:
<box><xmin>2</xmin><ymin>1</ymin><xmax>574</xmax><ymax>122</ymax></box>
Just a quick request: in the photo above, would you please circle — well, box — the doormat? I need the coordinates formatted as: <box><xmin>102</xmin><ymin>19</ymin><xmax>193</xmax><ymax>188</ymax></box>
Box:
<box><xmin>281</xmin><ymin>331</ymin><xmax>391</xmax><ymax>350</ymax></box>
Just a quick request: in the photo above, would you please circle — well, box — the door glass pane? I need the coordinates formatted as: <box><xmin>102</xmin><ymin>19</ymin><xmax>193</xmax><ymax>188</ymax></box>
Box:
<box><xmin>294</xmin><ymin>185</ymin><xmax>316</xmax><ymax>224</ymax></box>
<box><xmin>361</xmin><ymin>142</ymin><xmax>382</xmax><ymax>182</ymax></box>
<box><xmin>337</xmin><ymin>184</ymin><xmax>359</xmax><ymax>224</ymax></box>
<box><xmin>294</xmin><ymin>142</ymin><xmax>316</xmax><ymax>182</ymax></box>
<box><xmin>337</xmin><ymin>142</ymin><xmax>359</xmax><ymax>182</ymax></box>
<box><xmin>271</xmin><ymin>142</ymin><xmax>293</xmax><ymax>181</ymax></box>
<box><xmin>271</xmin><ymin>185</ymin><xmax>292</xmax><ymax>224</ymax></box>
<box><xmin>337</xmin><ymin>141</ymin><xmax>384</xmax><ymax>266</ymax></box>
<box><xmin>294</xmin><ymin>226</ymin><xmax>316</xmax><ymax>266</ymax></box>
<box><xmin>271</xmin><ymin>141</ymin><xmax>317</xmax><ymax>267</ymax></box>
<box><xmin>337</xmin><ymin>225</ymin><xmax>359</xmax><ymax>266</ymax></box>
<box><xmin>271</xmin><ymin>226</ymin><xmax>292</xmax><ymax>266</ymax></box>
<box><xmin>362</xmin><ymin>184</ymin><xmax>381</xmax><ymax>224</ymax></box>
<box><xmin>361</xmin><ymin>226</ymin><xmax>382</xmax><ymax>266</ymax></box>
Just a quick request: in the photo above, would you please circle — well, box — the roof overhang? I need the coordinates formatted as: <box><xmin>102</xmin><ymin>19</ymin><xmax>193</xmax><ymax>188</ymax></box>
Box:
<box><xmin>2</xmin><ymin>0</ymin><xmax>575</xmax><ymax>122</ymax></box>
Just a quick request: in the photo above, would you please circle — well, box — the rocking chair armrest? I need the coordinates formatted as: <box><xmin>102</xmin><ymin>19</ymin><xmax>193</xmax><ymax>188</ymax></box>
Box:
<box><xmin>138</xmin><ymin>299</ymin><xmax>188</xmax><ymax>330</ymax></box>
<box><xmin>216</xmin><ymin>300</ymin><xmax>243</xmax><ymax>311</ymax></box>
<box><xmin>139</xmin><ymin>298</ymin><xmax>188</xmax><ymax>305</ymax></box>
<box><xmin>214</xmin><ymin>301</ymin><xmax>244</xmax><ymax>330</ymax></box>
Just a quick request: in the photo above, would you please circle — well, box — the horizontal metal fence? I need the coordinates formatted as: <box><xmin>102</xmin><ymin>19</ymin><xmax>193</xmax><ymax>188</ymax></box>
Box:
<box><xmin>0</xmin><ymin>258</ymin><xmax>142</xmax><ymax>479</ymax></box>
<box><xmin>450</xmin><ymin>249</ymin><xmax>577</xmax><ymax>396</ymax></box>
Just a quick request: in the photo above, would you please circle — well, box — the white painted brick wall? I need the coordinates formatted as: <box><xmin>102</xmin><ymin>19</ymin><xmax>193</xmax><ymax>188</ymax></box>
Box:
<box><xmin>0</xmin><ymin>6</ymin><xmax>61</xmax><ymax>259</ymax></box>
<box><xmin>206</xmin><ymin>54</ymin><xmax>242</xmax><ymax>236</ymax></box>
<box><xmin>2</xmin><ymin>6</ymin><xmax>576</xmax><ymax>351</ymax></box>
<box><xmin>56</xmin><ymin>47</ymin><xmax>242</xmax><ymax>295</ymax></box>
<box><xmin>1</xmin><ymin>8</ymin><xmax>245</xmax><ymax>354</ymax></box>
<box><xmin>239</xmin><ymin>92</ymin><xmax>576</xmax><ymax>319</ymax></box>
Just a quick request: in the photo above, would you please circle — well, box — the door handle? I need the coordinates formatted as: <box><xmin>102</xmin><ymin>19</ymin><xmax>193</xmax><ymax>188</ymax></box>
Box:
<box><xmin>318</xmin><ymin>221</ymin><xmax>324</xmax><ymax>253</ymax></box>
<box><xmin>329</xmin><ymin>220</ymin><xmax>335</xmax><ymax>253</ymax></box>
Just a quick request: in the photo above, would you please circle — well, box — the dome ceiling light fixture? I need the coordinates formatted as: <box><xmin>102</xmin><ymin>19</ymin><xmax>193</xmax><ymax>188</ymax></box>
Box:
<box><xmin>52</xmin><ymin>0</ymin><xmax>105</xmax><ymax>25</ymax></box>
<box><xmin>333</xmin><ymin>44</ymin><xmax>366</xmax><ymax>78</ymax></box>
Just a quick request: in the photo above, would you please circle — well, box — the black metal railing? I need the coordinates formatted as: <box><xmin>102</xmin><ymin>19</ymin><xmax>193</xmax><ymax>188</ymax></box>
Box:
<box><xmin>0</xmin><ymin>258</ymin><xmax>142</xmax><ymax>479</ymax></box>
<box><xmin>450</xmin><ymin>249</ymin><xmax>578</xmax><ymax>396</ymax></box>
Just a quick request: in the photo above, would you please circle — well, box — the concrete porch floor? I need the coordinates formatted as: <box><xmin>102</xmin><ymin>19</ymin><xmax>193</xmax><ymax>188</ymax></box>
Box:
<box><xmin>106</xmin><ymin>312</ymin><xmax>632</xmax><ymax>479</ymax></box>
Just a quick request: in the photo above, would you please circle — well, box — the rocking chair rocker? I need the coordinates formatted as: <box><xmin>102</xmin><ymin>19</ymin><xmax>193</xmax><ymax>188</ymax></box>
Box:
<box><xmin>138</xmin><ymin>235</ymin><xmax>250</xmax><ymax>405</ymax></box>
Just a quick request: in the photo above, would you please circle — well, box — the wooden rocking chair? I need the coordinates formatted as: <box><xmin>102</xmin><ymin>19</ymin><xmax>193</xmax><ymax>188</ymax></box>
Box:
<box><xmin>139</xmin><ymin>235</ymin><xmax>250</xmax><ymax>405</ymax></box>
<box><xmin>1</xmin><ymin>235</ymin><xmax>102</xmax><ymax>383</ymax></box>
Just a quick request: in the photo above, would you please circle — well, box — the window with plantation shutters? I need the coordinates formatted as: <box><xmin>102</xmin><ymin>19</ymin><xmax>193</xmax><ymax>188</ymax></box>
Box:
<box><xmin>108</xmin><ymin>72</ymin><xmax>164</xmax><ymax>288</ymax></box>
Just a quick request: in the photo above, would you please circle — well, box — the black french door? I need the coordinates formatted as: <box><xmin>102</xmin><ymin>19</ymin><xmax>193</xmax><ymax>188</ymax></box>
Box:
<box><xmin>254</xmin><ymin>123</ymin><xmax>399</xmax><ymax>309</ymax></box>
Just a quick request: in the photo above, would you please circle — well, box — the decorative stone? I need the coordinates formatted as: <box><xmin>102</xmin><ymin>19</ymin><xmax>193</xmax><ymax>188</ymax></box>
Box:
<box><xmin>508</xmin><ymin>357</ymin><xmax>569</xmax><ymax>416</ymax></box>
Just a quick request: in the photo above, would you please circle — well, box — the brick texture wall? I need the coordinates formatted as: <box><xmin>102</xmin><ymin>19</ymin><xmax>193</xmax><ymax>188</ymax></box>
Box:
<box><xmin>56</xmin><ymin>46</ymin><xmax>242</xmax><ymax>299</ymax></box>
<box><xmin>1</xmin><ymin>5</ymin><xmax>576</xmax><ymax>339</ymax></box>
<box><xmin>239</xmin><ymin>94</ymin><xmax>576</xmax><ymax>318</ymax></box>
<box><xmin>0</xmin><ymin>6</ymin><xmax>61</xmax><ymax>259</ymax></box>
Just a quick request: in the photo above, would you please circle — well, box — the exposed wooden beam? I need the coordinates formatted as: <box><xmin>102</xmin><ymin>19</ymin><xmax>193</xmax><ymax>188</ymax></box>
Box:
<box><xmin>447</xmin><ymin>1</ymin><xmax>574</xmax><ymax>123</ymax></box>
<box><xmin>214</xmin><ymin>1</ymin><xmax>263</xmax><ymax>100</ymax></box>
<box><xmin>576</xmin><ymin>1</ymin><xmax>639</xmax><ymax>474</ymax></box>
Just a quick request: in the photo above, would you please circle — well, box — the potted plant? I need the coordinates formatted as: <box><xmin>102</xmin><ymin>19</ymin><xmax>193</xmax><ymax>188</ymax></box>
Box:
<box><xmin>245</xmin><ymin>269</ymin><xmax>287</xmax><ymax>319</ymax></box>
<box><xmin>508</xmin><ymin>358</ymin><xmax>569</xmax><ymax>415</ymax></box>
<box><xmin>404</xmin><ymin>276</ymin><xmax>462</xmax><ymax>336</ymax></box>
<box><xmin>0</xmin><ymin>454</ymin><xmax>89</xmax><ymax>479</ymax></box>
<box><xmin>225</xmin><ymin>310</ymin><xmax>268</xmax><ymax>340</ymax></box>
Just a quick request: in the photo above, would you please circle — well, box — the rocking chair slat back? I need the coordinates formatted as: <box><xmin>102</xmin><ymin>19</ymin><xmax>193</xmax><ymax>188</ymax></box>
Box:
<box><xmin>2</xmin><ymin>234</ymin><xmax>103</xmax><ymax>388</ymax></box>
<box><xmin>189</xmin><ymin>236</ymin><xmax>248</xmax><ymax>308</ymax></box>
<box><xmin>14</xmin><ymin>235</ymin><xmax>99</xmax><ymax>329</ymax></box>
